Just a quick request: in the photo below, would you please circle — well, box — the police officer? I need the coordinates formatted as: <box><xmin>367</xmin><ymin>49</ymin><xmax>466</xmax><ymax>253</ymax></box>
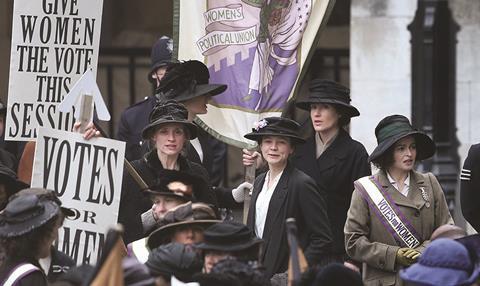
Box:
<box><xmin>460</xmin><ymin>143</ymin><xmax>480</xmax><ymax>232</ymax></box>
<box><xmin>116</xmin><ymin>36</ymin><xmax>176</xmax><ymax>161</ymax></box>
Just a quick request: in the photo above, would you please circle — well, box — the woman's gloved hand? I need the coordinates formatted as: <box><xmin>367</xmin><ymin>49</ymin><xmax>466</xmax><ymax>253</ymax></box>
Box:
<box><xmin>396</xmin><ymin>247</ymin><xmax>421</xmax><ymax>266</ymax></box>
<box><xmin>231</xmin><ymin>182</ymin><xmax>253</xmax><ymax>203</ymax></box>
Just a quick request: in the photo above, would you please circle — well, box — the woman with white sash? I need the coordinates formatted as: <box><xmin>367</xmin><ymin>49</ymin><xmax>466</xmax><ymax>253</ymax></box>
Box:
<box><xmin>344</xmin><ymin>115</ymin><xmax>453</xmax><ymax>286</ymax></box>
<box><xmin>0</xmin><ymin>193</ymin><xmax>63</xmax><ymax>286</ymax></box>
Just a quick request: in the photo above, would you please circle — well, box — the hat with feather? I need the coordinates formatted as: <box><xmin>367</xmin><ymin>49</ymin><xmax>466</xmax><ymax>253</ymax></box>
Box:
<box><xmin>157</xmin><ymin>60</ymin><xmax>227</xmax><ymax>102</ymax></box>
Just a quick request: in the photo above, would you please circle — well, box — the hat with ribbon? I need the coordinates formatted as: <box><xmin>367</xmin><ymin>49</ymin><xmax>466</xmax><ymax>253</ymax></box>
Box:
<box><xmin>244</xmin><ymin>117</ymin><xmax>305</xmax><ymax>145</ymax></box>
<box><xmin>195</xmin><ymin>221</ymin><xmax>263</xmax><ymax>253</ymax></box>
<box><xmin>148</xmin><ymin>36</ymin><xmax>177</xmax><ymax>83</ymax></box>
<box><xmin>400</xmin><ymin>238</ymin><xmax>480</xmax><ymax>286</ymax></box>
<box><xmin>145</xmin><ymin>243</ymin><xmax>202</xmax><ymax>282</ymax></box>
<box><xmin>157</xmin><ymin>60</ymin><xmax>227</xmax><ymax>102</ymax></box>
<box><xmin>141</xmin><ymin>100</ymin><xmax>197</xmax><ymax>140</ymax></box>
<box><xmin>295</xmin><ymin>79</ymin><xmax>360</xmax><ymax>117</ymax></box>
<box><xmin>369</xmin><ymin>114</ymin><xmax>436</xmax><ymax>163</ymax></box>
<box><xmin>147</xmin><ymin>202</ymin><xmax>220</xmax><ymax>249</ymax></box>
<box><xmin>0</xmin><ymin>194</ymin><xmax>60</xmax><ymax>238</ymax></box>
<box><xmin>10</xmin><ymin>188</ymin><xmax>75</xmax><ymax>218</ymax></box>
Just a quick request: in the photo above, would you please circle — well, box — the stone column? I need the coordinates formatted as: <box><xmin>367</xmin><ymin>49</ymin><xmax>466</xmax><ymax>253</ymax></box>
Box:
<box><xmin>349</xmin><ymin>0</ymin><xmax>417</xmax><ymax>155</ymax></box>
<box><xmin>451</xmin><ymin>0</ymin><xmax>480</xmax><ymax>231</ymax></box>
<box><xmin>452</xmin><ymin>0</ymin><xmax>480</xmax><ymax>158</ymax></box>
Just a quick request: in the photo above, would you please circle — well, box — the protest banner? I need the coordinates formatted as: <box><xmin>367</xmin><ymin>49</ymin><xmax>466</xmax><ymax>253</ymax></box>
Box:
<box><xmin>175</xmin><ymin>0</ymin><xmax>335</xmax><ymax>148</ymax></box>
<box><xmin>6</xmin><ymin>0</ymin><xmax>103</xmax><ymax>141</ymax></box>
<box><xmin>31</xmin><ymin>127</ymin><xmax>125</xmax><ymax>265</ymax></box>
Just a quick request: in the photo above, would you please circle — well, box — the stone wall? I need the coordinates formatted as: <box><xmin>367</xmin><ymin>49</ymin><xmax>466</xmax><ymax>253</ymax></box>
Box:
<box><xmin>349</xmin><ymin>0</ymin><xmax>417</xmax><ymax>155</ymax></box>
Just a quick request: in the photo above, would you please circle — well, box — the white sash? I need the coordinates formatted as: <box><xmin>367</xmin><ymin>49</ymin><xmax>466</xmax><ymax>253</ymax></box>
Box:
<box><xmin>129</xmin><ymin>237</ymin><xmax>150</xmax><ymax>263</ymax></box>
<box><xmin>2</xmin><ymin>263</ymin><xmax>40</xmax><ymax>286</ymax></box>
<box><xmin>358</xmin><ymin>177</ymin><xmax>421</xmax><ymax>248</ymax></box>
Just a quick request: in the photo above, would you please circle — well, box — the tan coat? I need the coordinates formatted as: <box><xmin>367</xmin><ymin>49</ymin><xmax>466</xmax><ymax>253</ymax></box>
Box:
<box><xmin>344</xmin><ymin>170</ymin><xmax>453</xmax><ymax>286</ymax></box>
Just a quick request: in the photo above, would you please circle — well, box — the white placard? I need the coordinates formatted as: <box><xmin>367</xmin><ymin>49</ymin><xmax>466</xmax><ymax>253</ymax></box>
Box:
<box><xmin>6</xmin><ymin>0</ymin><xmax>103</xmax><ymax>141</ymax></box>
<box><xmin>31</xmin><ymin>127</ymin><xmax>125</xmax><ymax>265</ymax></box>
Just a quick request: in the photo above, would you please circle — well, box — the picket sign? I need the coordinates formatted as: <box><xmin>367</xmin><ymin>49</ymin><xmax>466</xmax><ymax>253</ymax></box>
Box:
<box><xmin>58</xmin><ymin>69</ymin><xmax>111</xmax><ymax>132</ymax></box>
<box><xmin>5</xmin><ymin>0</ymin><xmax>104</xmax><ymax>141</ymax></box>
<box><xmin>30</xmin><ymin>70</ymin><xmax>125</xmax><ymax>265</ymax></box>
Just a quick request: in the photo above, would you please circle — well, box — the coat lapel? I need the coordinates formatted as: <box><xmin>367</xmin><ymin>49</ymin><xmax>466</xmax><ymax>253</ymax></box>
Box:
<box><xmin>377</xmin><ymin>171</ymin><xmax>425</xmax><ymax>209</ymax></box>
<box><xmin>377</xmin><ymin>171</ymin><xmax>416</xmax><ymax>209</ymax></box>
<box><xmin>408</xmin><ymin>171</ymin><xmax>427</xmax><ymax>209</ymax></box>
<box><xmin>316</xmin><ymin>130</ymin><xmax>349</xmax><ymax>173</ymax></box>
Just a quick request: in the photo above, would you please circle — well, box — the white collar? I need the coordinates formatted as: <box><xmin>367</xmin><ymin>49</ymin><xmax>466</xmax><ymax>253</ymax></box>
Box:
<box><xmin>387</xmin><ymin>172</ymin><xmax>410</xmax><ymax>187</ymax></box>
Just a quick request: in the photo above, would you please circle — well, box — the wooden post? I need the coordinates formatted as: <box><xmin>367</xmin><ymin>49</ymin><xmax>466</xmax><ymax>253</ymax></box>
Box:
<box><xmin>77</xmin><ymin>94</ymin><xmax>94</xmax><ymax>134</ymax></box>
<box><xmin>243</xmin><ymin>151</ymin><xmax>257</xmax><ymax>224</ymax></box>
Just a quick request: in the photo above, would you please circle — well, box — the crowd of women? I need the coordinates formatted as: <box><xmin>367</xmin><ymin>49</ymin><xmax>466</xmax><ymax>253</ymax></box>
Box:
<box><xmin>0</xmin><ymin>36</ymin><xmax>479</xmax><ymax>286</ymax></box>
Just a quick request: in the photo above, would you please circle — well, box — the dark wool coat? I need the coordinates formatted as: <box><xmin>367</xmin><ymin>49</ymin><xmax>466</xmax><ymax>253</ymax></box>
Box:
<box><xmin>117</xmin><ymin>95</ymin><xmax>227</xmax><ymax>186</ymax></box>
<box><xmin>185</xmin><ymin>127</ymin><xmax>227</xmax><ymax>187</ymax></box>
<box><xmin>116</xmin><ymin>95</ymin><xmax>157</xmax><ymax>161</ymax></box>
<box><xmin>46</xmin><ymin>248</ymin><xmax>75</xmax><ymax>283</ymax></box>
<box><xmin>461</xmin><ymin>143</ymin><xmax>480</xmax><ymax>232</ymax></box>
<box><xmin>247</xmin><ymin>163</ymin><xmax>333</xmax><ymax>278</ymax></box>
<box><xmin>118</xmin><ymin>149</ymin><xmax>217</xmax><ymax>244</ymax></box>
<box><xmin>0</xmin><ymin>259</ymin><xmax>48</xmax><ymax>286</ymax></box>
<box><xmin>292</xmin><ymin>129</ymin><xmax>371</xmax><ymax>258</ymax></box>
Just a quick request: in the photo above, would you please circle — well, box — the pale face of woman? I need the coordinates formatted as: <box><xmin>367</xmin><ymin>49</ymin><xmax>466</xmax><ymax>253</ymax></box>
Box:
<box><xmin>310</xmin><ymin>103</ymin><xmax>341</xmax><ymax>134</ymax></box>
<box><xmin>171</xmin><ymin>225</ymin><xmax>205</xmax><ymax>245</ymax></box>
<box><xmin>204</xmin><ymin>250</ymin><xmax>231</xmax><ymax>273</ymax></box>
<box><xmin>151</xmin><ymin>66</ymin><xmax>168</xmax><ymax>88</ymax></box>
<box><xmin>260</xmin><ymin>136</ymin><xmax>294</xmax><ymax>168</ymax></box>
<box><xmin>390</xmin><ymin>136</ymin><xmax>417</xmax><ymax>174</ymax></box>
<box><xmin>183</xmin><ymin>95</ymin><xmax>211</xmax><ymax>117</ymax></box>
<box><xmin>152</xmin><ymin>123</ymin><xmax>187</xmax><ymax>156</ymax></box>
<box><xmin>151</xmin><ymin>195</ymin><xmax>185</xmax><ymax>218</ymax></box>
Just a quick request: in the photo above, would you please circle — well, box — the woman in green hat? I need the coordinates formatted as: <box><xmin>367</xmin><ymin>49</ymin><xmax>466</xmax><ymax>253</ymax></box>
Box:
<box><xmin>344</xmin><ymin>115</ymin><xmax>453</xmax><ymax>286</ymax></box>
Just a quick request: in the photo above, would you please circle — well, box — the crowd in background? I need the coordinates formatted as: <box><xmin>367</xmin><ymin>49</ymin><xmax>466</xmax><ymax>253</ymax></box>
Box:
<box><xmin>0</xmin><ymin>36</ymin><xmax>479</xmax><ymax>286</ymax></box>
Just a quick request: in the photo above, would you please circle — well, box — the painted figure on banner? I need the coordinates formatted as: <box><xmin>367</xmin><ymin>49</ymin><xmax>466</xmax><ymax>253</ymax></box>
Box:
<box><xmin>197</xmin><ymin>0</ymin><xmax>312</xmax><ymax>112</ymax></box>
<box><xmin>248</xmin><ymin>0</ymin><xmax>310</xmax><ymax>109</ymax></box>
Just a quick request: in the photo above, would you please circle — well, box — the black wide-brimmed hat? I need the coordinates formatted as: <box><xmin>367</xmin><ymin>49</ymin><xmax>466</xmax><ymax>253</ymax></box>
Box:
<box><xmin>195</xmin><ymin>221</ymin><xmax>263</xmax><ymax>253</ymax></box>
<box><xmin>142</xmin><ymin>100</ymin><xmax>197</xmax><ymax>140</ymax></box>
<box><xmin>145</xmin><ymin>243</ymin><xmax>202</xmax><ymax>282</ymax></box>
<box><xmin>0</xmin><ymin>194</ymin><xmax>60</xmax><ymax>238</ymax></box>
<box><xmin>369</xmin><ymin>115</ymin><xmax>436</xmax><ymax>163</ymax></box>
<box><xmin>244</xmin><ymin>117</ymin><xmax>305</xmax><ymax>145</ymax></box>
<box><xmin>0</xmin><ymin>162</ymin><xmax>29</xmax><ymax>194</ymax></box>
<box><xmin>147</xmin><ymin>202</ymin><xmax>220</xmax><ymax>249</ymax></box>
<box><xmin>11</xmin><ymin>188</ymin><xmax>75</xmax><ymax>218</ymax></box>
<box><xmin>296</xmin><ymin>79</ymin><xmax>360</xmax><ymax>117</ymax></box>
<box><xmin>158</xmin><ymin>60</ymin><xmax>227</xmax><ymax>102</ymax></box>
<box><xmin>144</xmin><ymin>169</ymin><xmax>208</xmax><ymax>202</ymax></box>
<box><xmin>148</xmin><ymin>36</ymin><xmax>177</xmax><ymax>83</ymax></box>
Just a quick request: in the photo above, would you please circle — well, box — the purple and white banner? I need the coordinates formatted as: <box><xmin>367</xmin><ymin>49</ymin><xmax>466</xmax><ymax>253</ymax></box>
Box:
<box><xmin>177</xmin><ymin>0</ymin><xmax>334</xmax><ymax>147</ymax></box>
